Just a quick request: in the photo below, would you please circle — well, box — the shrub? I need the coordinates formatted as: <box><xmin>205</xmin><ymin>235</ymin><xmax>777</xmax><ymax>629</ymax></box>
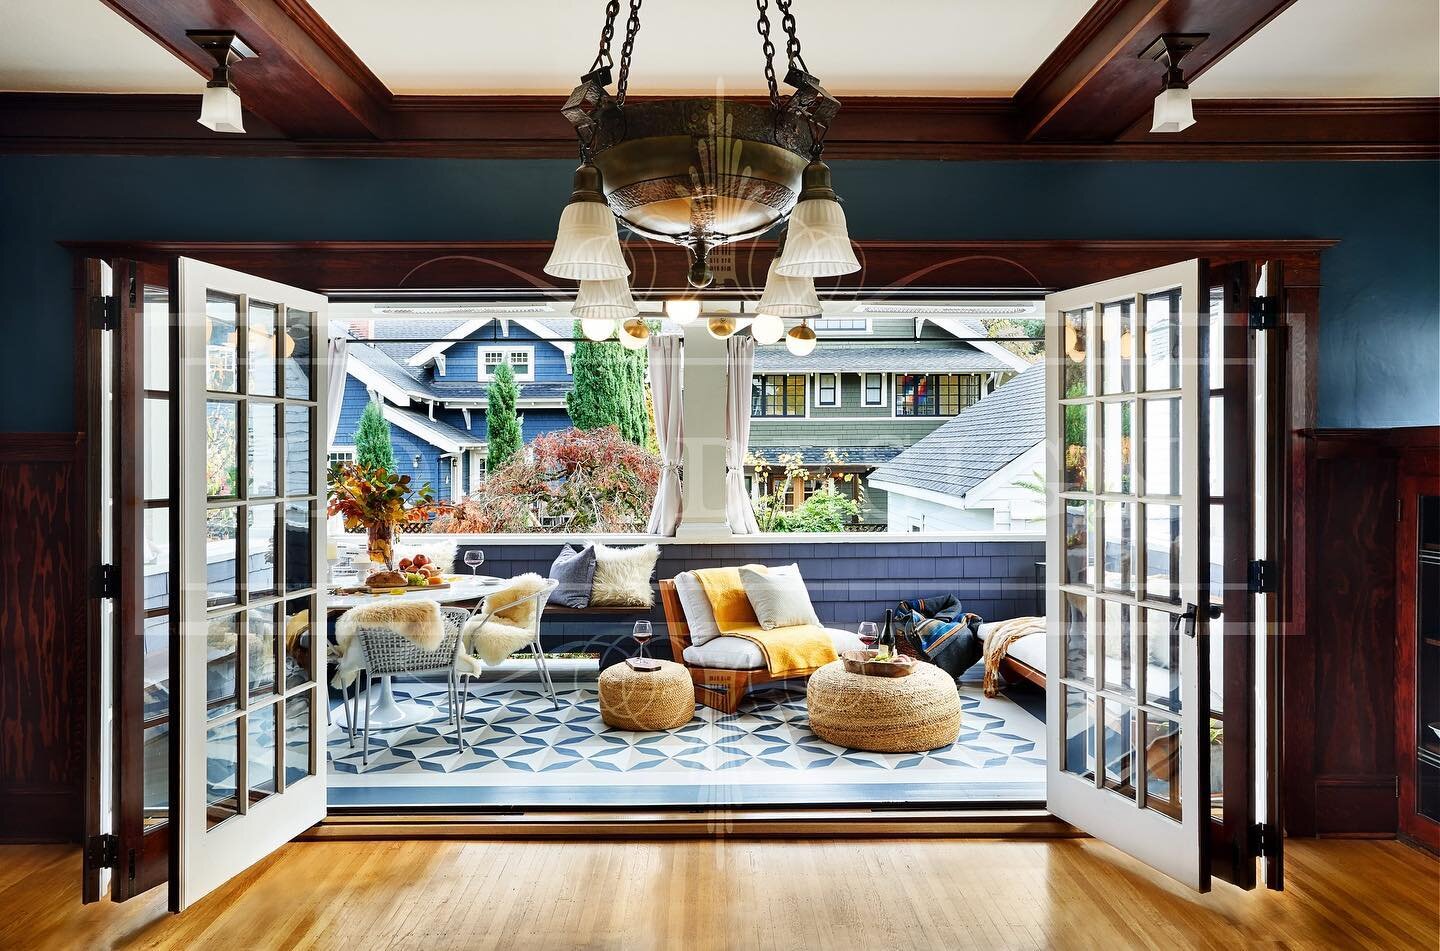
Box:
<box><xmin>355</xmin><ymin>401</ymin><xmax>396</xmax><ymax>471</ymax></box>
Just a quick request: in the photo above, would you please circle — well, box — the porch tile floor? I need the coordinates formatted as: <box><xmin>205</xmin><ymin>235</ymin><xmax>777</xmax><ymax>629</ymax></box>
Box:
<box><xmin>326</xmin><ymin>672</ymin><xmax>1046</xmax><ymax>808</ymax></box>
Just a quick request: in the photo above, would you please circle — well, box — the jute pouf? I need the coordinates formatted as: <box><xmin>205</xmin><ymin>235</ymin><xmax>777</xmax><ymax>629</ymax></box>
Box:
<box><xmin>599</xmin><ymin>659</ymin><xmax>696</xmax><ymax>731</ymax></box>
<box><xmin>805</xmin><ymin>660</ymin><xmax>961</xmax><ymax>753</ymax></box>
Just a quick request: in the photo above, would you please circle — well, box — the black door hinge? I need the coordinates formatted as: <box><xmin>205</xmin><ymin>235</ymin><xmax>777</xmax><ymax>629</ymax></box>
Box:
<box><xmin>89</xmin><ymin>295</ymin><xmax>118</xmax><ymax>331</ymax></box>
<box><xmin>1251</xmin><ymin>822</ymin><xmax>1279</xmax><ymax>858</ymax></box>
<box><xmin>1248</xmin><ymin>295</ymin><xmax>1281</xmax><ymax>330</ymax></box>
<box><xmin>1247</xmin><ymin>559</ymin><xmax>1274</xmax><ymax>594</ymax></box>
<box><xmin>87</xmin><ymin>833</ymin><xmax>119</xmax><ymax>869</ymax></box>
<box><xmin>97</xmin><ymin>563</ymin><xmax>118</xmax><ymax>599</ymax></box>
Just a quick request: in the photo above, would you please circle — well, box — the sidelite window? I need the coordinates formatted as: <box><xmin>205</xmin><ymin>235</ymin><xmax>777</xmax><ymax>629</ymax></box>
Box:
<box><xmin>752</xmin><ymin>374</ymin><xmax>807</xmax><ymax>417</ymax></box>
<box><xmin>894</xmin><ymin>373</ymin><xmax>981</xmax><ymax>416</ymax></box>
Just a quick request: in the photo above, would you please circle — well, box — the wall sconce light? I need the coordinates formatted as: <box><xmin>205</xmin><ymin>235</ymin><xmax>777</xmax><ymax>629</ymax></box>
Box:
<box><xmin>187</xmin><ymin>30</ymin><xmax>255</xmax><ymax>134</ymax></box>
<box><xmin>413</xmin><ymin>454</ymin><xmax>423</xmax><ymax>469</ymax></box>
<box><xmin>1141</xmin><ymin>33</ymin><xmax>1207</xmax><ymax>134</ymax></box>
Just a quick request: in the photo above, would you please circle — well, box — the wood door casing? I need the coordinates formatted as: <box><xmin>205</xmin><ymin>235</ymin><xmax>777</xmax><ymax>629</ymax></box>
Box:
<box><xmin>1396</xmin><ymin>465</ymin><xmax>1440</xmax><ymax>853</ymax></box>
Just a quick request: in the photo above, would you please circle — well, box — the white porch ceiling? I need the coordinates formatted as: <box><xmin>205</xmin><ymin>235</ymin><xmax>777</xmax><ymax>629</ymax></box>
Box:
<box><xmin>0</xmin><ymin>0</ymin><xmax>199</xmax><ymax>93</ymax></box>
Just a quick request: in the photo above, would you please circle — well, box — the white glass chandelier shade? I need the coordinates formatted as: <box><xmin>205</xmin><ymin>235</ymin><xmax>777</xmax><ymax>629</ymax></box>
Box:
<box><xmin>665</xmin><ymin>299</ymin><xmax>701</xmax><ymax>324</ymax></box>
<box><xmin>776</xmin><ymin>199</ymin><xmax>859</xmax><ymax>278</ymax></box>
<box><xmin>544</xmin><ymin>201</ymin><xmax>630</xmax><ymax>281</ymax></box>
<box><xmin>580</xmin><ymin>318</ymin><xmax>616</xmax><ymax>342</ymax></box>
<box><xmin>749</xmin><ymin>313</ymin><xmax>785</xmax><ymax>345</ymax></box>
<box><xmin>573</xmin><ymin>278</ymin><xmax>639</xmax><ymax>322</ymax></box>
<box><xmin>617</xmin><ymin>317</ymin><xmax>650</xmax><ymax>350</ymax></box>
<box><xmin>757</xmin><ymin>259</ymin><xmax>822</xmax><ymax>318</ymax></box>
<box><xmin>785</xmin><ymin>321</ymin><xmax>817</xmax><ymax>356</ymax></box>
<box><xmin>198</xmin><ymin>84</ymin><xmax>245</xmax><ymax>133</ymax></box>
<box><xmin>1150</xmin><ymin>86</ymin><xmax>1195</xmax><ymax>133</ymax></box>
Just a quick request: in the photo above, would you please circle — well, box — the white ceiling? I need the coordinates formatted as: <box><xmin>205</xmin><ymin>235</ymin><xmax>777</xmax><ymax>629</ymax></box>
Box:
<box><xmin>0</xmin><ymin>0</ymin><xmax>1434</xmax><ymax>99</ymax></box>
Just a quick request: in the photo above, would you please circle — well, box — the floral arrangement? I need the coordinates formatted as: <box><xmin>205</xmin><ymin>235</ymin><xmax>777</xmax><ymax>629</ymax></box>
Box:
<box><xmin>326</xmin><ymin>462</ymin><xmax>434</xmax><ymax>566</ymax></box>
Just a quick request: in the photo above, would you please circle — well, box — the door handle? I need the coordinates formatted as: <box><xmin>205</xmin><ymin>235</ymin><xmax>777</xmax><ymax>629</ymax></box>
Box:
<box><xmin>1173</xmin><ymin>602</ymin><xmax>1222</xmax><ymax>639</ymax></box>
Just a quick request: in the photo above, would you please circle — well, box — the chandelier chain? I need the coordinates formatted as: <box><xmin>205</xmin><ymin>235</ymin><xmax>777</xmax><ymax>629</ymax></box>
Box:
<box><xmin>776</xmin><ymin>0</ymin><xmax>809</xmax><ymax>75</ymax></box>
<box><xmin>589</xmin><ymin>0</ymin><xmax>621</xmax><ymax>75</ymax></box>
<box><xmin>616</xmin><ymin>0</ymin><xmax>644</xmax><ymax>105</ymax></box>
<box><xmin>755</xmin><ymin>0</ymin><xmax>780</xmax><ymax>108</ymax></box>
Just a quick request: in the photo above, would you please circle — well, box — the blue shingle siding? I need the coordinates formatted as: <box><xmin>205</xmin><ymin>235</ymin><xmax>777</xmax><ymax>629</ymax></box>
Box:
<box><xmin>433</xmin><ymin>324</ymin><xmax>570</xmax><ymax>385</ymax></box>
<box><xmin>453</xmin><ymin>539</ymin><xmax>1045</xmax><ymax>662</ymax></box>
<box><xmin>332</xmin><ymin>375</ymin><xmax>376</xmax><ymax>450</ymax></box>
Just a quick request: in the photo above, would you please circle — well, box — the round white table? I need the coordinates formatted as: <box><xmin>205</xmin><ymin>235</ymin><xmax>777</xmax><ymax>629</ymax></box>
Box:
<box><xmin>328</xmin><ymin>574</ymin><xmax>506</xmax><ymax>728</ymax></box>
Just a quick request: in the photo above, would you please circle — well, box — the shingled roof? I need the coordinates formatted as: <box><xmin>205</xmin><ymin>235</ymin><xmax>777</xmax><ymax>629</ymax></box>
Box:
<box><xmin>752</xmin><ymin>344</ymin><xmax>1013</xmax><ymax>374</ymax></box>
<box><xmin>869</xmin><ymin>362</ymin><xmax>1045</xmax><ymax>501</ymax></box>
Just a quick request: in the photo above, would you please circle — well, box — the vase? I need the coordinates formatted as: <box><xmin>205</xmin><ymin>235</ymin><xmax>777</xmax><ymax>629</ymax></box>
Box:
<box><xmin>366</xmin><ymin>520</ymin><xmax>396</xmax><ymax>569</ymax></box>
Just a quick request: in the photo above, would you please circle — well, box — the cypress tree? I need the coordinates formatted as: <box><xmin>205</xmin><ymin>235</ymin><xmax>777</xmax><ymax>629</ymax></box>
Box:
<box><xmin>354</xmin><ymin>401</ymin><xmax>396</xmax><ymax>471</ymax></box>
<box><xmin>566</xmin><ymin>320</ymin><xmax>628</xmax><ymax>432</ymax></box>
<box><xmin>486</xmin><ymin>360</ymin><xmax>522</xmax><ymax>472</ymax></box>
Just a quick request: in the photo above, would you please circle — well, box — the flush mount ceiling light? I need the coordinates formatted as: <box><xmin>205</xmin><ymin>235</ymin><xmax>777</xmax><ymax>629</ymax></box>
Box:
<box><xmin>187</xmin><ymin>30</ymin><xmax>254</xmax><ymax>134</ymax></box>
<box><xmin>1141</xmin><ymin>33</ymin><xmax>1207</xmax><ymax>134</ymax></box>
<box><xmin>548</xmin><ymin>0</ymin><xmax>855</xmax><ymax>301</ymax></box>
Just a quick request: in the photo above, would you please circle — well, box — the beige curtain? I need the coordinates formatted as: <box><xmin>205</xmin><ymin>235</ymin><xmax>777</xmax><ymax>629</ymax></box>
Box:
<box><xmin>725</xmin><ymin>335</ymin><xmax>761</xmax><ymax>534</ymax></box>
<box><xmin>645</xmin><ymin>334</ymin><xmax>684</xmax><ymax>535</ymax></box>
<box><xmin>326</xmin><ymin>335</ymin><xmax>349</xmax><ymax>448</ymax></box>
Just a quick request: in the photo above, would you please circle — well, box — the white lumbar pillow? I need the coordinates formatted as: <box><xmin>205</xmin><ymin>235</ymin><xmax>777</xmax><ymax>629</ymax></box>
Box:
<box><xmin>738</xmin><ymin>563</ymin><xmax>820</xmax><ymax>630</ymax></box>
<box><xmin>589</xmin><ymin>542</ymin><xmax>660</xmax><ymax>607</ymax></box>
<box><xmin>673</xmin><ymin>570</ymin><xmax>724</xmax><ymax>646</ymax></box>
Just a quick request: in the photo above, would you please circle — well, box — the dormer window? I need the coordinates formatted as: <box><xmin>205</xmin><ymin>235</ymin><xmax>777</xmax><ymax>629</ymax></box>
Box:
<box><xmin>479</xmin><ymin>345</ymin><xmax>534</xmax><ymax>382</ymax></box>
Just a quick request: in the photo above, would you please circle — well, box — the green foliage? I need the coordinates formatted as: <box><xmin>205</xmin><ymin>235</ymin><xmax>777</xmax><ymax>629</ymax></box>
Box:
<box><xmin>753</xmin><ymin>484</ymin><xmax>860</xmax><ymax>533</ymax></box>
<box><xmin>486</xmin><ymin>361</ymin><xmax>522</xmax><ymax>472</ymax></box>
<box><xmin>565</xmin><ymin>320</ymin><xmax>653</xmax><ymax>447</ymax></box>
<box><xmin>355</xmin><ymin>401</ymin><xmax>396</xmax><ymax>471</ymax></box>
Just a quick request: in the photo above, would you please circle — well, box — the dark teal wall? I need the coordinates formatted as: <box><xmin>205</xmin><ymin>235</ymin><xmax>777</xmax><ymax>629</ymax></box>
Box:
<box><xmin>2</xmin><ymin>155</ymin><xmax>1436</xmax><ymax>431</ymax></box>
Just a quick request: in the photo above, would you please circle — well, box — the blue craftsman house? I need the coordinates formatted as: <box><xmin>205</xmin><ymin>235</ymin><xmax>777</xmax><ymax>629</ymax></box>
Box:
<box><xmin>333</xmin><ymin>316</ymin><xmax>578</xmax><ymax>500</ymax></box>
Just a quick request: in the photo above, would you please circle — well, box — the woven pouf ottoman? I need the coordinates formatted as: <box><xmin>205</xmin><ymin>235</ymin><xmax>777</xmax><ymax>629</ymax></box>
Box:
<box><xmin>599</xmin><ymin>659</ymin><xmax>696</xmax><ymax>731</ymax></box>
<box><xmin>806</xmin><ymin>660</ymin><xmax>961</xmax><ymax>753</ymax></box>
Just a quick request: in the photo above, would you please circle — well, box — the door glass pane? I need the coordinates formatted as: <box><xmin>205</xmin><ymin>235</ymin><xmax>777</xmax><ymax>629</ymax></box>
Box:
<box><xmin>248</xmin><ymin>603</ymin><xmax>278</xmax><ymax>700</ymax></box>
<box><xmin>248</xmin><ymin>504</ymin><xmax>277</xmax><ymax>597</ymax></box>
<box><xmin>144</xmin><ymin>507</ymin><xmax>171</xmax><ymax>610</ymax></box>
<box><xmin>284</xmin><ymin>504</ymin><xmax>313</xmax><ymax>594</ymax></box>
<box><xmin>143</xmin><ymin>613</ymin><xmax>170</xmax><ymax>719</ymax></box>
<box><xmin>247</xmin><ymin>704</ymin><xmax>278</xmax><ymax>803</ymax></box>
<box><xmin>1064</xmin><ymin>500</ymin><xmax>1093</xmax><ymax>587</ymax></box>
<box><xmin>1063</xmin><ymin>404</ymin><xmax>1092</xmax><ymax>491</ymax></box>
<box><xmin>206</xmin><ymin>507</ymin><xmax>238</xmax><ymax>607</ymax></box>
<box><xmin>205</xmin><ymin>720</ymin><xmax>239</xmax><ymax>829</ymax></box>
<box><xmin>1102</xmin><ymin>401</ymin><xmax>1132</xmax><ymax>494</ymax></box>
<box><xmin>1145</xmin><ymin>716</ymin><xmax>1183</xmax><ymax>821</ymax></box>
<box><xmin>206</xmin><ymin>400</ymin><xmax>239</xmax><ymax>499</ymax></box>
<box><xmin>284</xmin><ymin>405</ymin><xmax>312</xmax><ymax>496</ymax></box>
<box><xmin>1207</xmin><ymin>286</ymin><xmax>1223</xmax><ymax>390</ymax></box>
<box><xmin>1063</xmin><ymin>595</ymin><xmax>1096</xmax><ymax>684</ymax></box>
<box><xmin>206</xmin><ymin>293</ymin><xmax>239</xmax><ymax>393</ymax></box>
<box><xmin>1102</xmin><ymin>299</ymin><xmax>1134</xmax><ymax>394</ymax></box>
<box><xmin>1144</xmin><ymin>290</ymin><xmax>1180</xmax><ymax>391</ymax></box>
<box><xmin>284</xmin><ymin>694</ymin><xmax>312</xmax><ymax>785</ymax></box>
<box><xmin>143</xmin><ymin>285</ymin><xmax>169</xmax><ymax>391</ymax></box>
<box><xmin>1102</xmin><ymin>602</ymin><xmax>1136</xmax><ymax>699</ymax></box>
<box><xmin>143</xmin><ymin>722</ymin><xmax>169</xmax><ymax>827</ymax></box>
<box><xmin>1103</xmin><ymin>702</ymin><xmax>1135</xmax><ymax>798</ymax></box>
<box><xmin>144</xmin><ymin>398</ymin><xmax>170</xmax><ymax>500</ymax></box>
<box><xmin>248</xmin><ymin>301</ymin><xmax>279</xmax><ymax>397</ymax></box>
<box><xmin>1101</xmin><ymin>501</ymin><xmax>1136</xmax><ymax>594</ymax></box>
<box><xmin>1145</xmin><ymin>397</ymin><xmax>1180</xmax><ymax>497</ymax></box>
<box><xmin>206</xmin><ymin>613</ymin><xmax>239</xmax><ymax>718</ymax></box>
<box><xmin>1144</xmin><ymin>609</ymin><xmax>1182</xmax><ymax>712</ymax></box>
<box><xmin>1209</xmin><ymin>715</ymin><xmax>1223</xmax><ymax>821</ymax></box>
<box><xmin>284</xmin><ymin>598</ymin><xmax>314</xmax><ymax>690</ymax></box>
<box><xmin>1210</xmin><ymin>503</ymin><xmax>1224</xmax><ymax>608</ymax></box>
<box><xmin>248</xmin><ymin>403</ymin><xmax>278</xmax><ymax>498</ymax></box>
<box><xmin>1063</xmin><ymin>308</ymin><xmax>1092</xmax><ymax>397</ymax></box>
<box><xmin>1209</xmin><ymin>394</ymin><xmax>1224</xmax><ymax>498</ymax></box>
<box><xmin>1144</xmin><ymin>504</ymin><xmax>1181</xmax><ymax>604</ymax></box>
<box><xmin>1063</xmin><ymin>686</ymin><xmax>1095</xmax><ymax>781</ymax></box>
<box><xmin>283</xmin><ymin>309</ymin><xmax>314</xmax><ymax>399</ymax></box>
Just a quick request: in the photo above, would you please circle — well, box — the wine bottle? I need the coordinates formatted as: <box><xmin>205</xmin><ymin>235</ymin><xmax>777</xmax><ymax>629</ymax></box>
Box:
<box><xmin>876</xmin><ymin>608</ymin><xmax>895</xmax><ymax>660</ymax></box>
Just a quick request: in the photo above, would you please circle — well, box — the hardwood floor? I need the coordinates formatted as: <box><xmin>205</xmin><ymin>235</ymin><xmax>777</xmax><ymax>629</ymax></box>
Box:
<box><xmin>1</xmin><ymin>837</ymin><xmax>1435</xmax><ymax>950</ymax></box>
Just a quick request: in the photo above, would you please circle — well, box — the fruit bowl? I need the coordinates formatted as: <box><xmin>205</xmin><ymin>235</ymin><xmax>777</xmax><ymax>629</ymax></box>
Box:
<box><xmin>840</xmin><ymin>650</ymin><xmax>916</xmax><ymax>678</ymax></box>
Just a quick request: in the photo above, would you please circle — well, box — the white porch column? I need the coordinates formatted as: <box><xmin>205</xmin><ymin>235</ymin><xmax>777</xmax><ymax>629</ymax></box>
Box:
<box><xmin>675</xmin><ymin>323</ymin><xmax>731</xmax><ymax>539</ymax></box>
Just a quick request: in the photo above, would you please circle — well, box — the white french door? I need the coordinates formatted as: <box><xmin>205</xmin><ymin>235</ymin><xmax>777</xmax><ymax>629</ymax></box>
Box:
<box><xmin>1045</xmin><ymin>259</ymin><xmax>1212</xmax><ymax>890</ymax></box>
<box><xmin>176</xmin><ymin>258</ymin><xmax>329</xmax><ymax>910</ymax></box>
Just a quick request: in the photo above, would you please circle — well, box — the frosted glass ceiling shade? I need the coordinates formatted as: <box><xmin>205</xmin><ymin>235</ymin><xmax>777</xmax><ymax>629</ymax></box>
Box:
<box><xmin>1150</xmin><ymin>87</ymin><xmax>1195</xmax><ymax>133</ymax></box>
<box><xmin>775</xmin><ymin>161</ymin><xmax>859</xmax><ymax>278</ymax></box>
<box><xmin>198</xmin><ymin>85</ymin><xmax>245</xmax><ymax>133</ymax></box>
<box><xmin>785</xmin><ymin>321</ymin><xmax>817</xmax><ymax>356</ymax></box>
<box><xmin>757</xmin><ymin>258</ymin><xmax>822</xmax><ymax>318</ymax></box>
<box><xmin>618</xmin><ymin>317</ymin><xmax>650</xmax><ymax>350</ymax></box>
<box><xmin>749</xmin><ymin>313</ymin><xmax>785</xmax><ymax>345</ymax></box>
<box><xmin>665</xmin><ymin>299</ymin><xmax>701</xmax><ymax>324</ymax></box>
<box><xmin>544</xmin><ymin>201</ymin><xmax>630</xmax><ymax>281</ymax></box>
<box><xmin>580</xmin><ymin>318</ymin><xmax>615</xmax><ymax>342</ymax></box>
<box><xmin>573</xmin><ymin>278</ymin><xmax>638</xmax><ymax>321</ymax></box>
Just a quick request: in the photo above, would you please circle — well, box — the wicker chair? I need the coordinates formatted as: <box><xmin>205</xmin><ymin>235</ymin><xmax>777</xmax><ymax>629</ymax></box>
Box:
<box><xmin>350</xmin><ymin>606</ymin><xmax>469</xmax><ymax>768</ymax></box>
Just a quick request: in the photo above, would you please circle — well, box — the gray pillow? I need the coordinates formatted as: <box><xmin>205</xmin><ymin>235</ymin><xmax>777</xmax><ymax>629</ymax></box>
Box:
<box><xmin>738</xmin><ymin>563</ymin><xmax>820</xmax><ymax>630</ymax></box>
<box><xmin>547</xmin><ymin>544</ymin><xmax>596</xmax><ymax>608</ymax></box>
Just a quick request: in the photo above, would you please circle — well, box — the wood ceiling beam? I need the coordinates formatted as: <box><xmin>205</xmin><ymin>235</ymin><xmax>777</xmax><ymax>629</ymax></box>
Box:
<box><xmin>97</xmin><ymin>0</ymin><xmax>391</xmax><ymax>138</ymax></box>
<box><xmin>1014</xmin><ymin>0</ymin><xmax>1300</xmax><ymax>142</ymax></box>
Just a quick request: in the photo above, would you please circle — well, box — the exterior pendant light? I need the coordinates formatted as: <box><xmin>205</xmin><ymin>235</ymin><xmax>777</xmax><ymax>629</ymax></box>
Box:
<box><xmin>706</xmin><ymin>312</ymin><xmax>739</xmax><ymax>340</ymax></box>
<box><xmin>617</xmin><ymin>317</ymin><xmax>650</xmax><ymax>350</ymax></box>
<box><xmin>775</xmin><ymin>161</ymin><xmax>859</xmax><ymax>278</ymax></box>
<box><xmin>573</xmin><ymin>278</ymin><xmax>639</xmax><ymax>321</ymax></box>
<box><xmin>544</xmin><ymin>164</ymin><xmax>630</xmax><ymax>281</ymax></box>
<box><xmin>785</xmin><ymin>319</ymin><xmax>818</xmax><ymax>356</ymax></box>
<box><xmin>1142</xmin><ymin>34</ymin><xmax>1207</xmax><ymax>134</ymax></box>
<box><xmin>580</xmin><ymin>318</ymin><xmax>616</xmax><ymax>341</ymax></box>
<box><xmin>750</xmin><ymin>312</ymin><xmax>785</xmax><ymax>345</ymax></box>
<box><xmin>188</xmin><ymin>31</ymin><xmax>254</xmax><ymax>134</ymax></box>
<box><xmin>664</xmin><ymin>299</ymin><xmax>701</xmax><ymax>325</ymax></box>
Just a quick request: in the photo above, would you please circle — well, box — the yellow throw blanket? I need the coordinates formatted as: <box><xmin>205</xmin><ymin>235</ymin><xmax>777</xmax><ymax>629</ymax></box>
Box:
<box><xmin>982</xmin><ymin>616</ymin><xmax>1046</xmax><ymax>697</ymax></box>
<box><xmin>693</xmin><ymin>566</ymin><xmax>836</xmax><ymax>677</ymax></box>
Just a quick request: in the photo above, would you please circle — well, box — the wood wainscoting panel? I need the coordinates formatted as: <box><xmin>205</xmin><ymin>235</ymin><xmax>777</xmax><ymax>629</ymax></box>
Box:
<box><xmin>0</xmin><ymin>433</ymin><xmax>85</xmax><ymax>842</ymax></box>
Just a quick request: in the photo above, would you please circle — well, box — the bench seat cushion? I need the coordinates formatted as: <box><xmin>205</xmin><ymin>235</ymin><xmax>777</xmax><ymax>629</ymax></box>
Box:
<box><xmin>683</xmin><ymin>627</ymin><xmax>864</xmax><ymax>671</ymax></box>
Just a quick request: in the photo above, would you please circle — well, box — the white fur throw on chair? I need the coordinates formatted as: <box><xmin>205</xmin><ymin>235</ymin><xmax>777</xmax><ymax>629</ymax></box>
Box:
<box><xmin>463</xmin><ymin>573</ymin><xmax>549</xmax><ymax>667</ymax></box>
<box><xmin>332</xmin><ymin>600</ymin><xmax>445</xmax><ymax>688</ymax></box>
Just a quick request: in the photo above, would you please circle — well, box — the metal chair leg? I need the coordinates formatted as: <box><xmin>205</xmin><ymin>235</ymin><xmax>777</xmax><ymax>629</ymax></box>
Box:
<box><xmin>361</xmin><ymin>675</ymin><xmax>372</xmax><ymax>770</ymax></box>
<box><xmin>457</xmin><ymin>673</ymin><xmax>471</xmax><ymax>751</ymax></box>
<box><xmin>345</xmin><ymin>679</ymin><xmax>357</xmax><ymax>748</ymax></box>
<box><xmin>533</xmin><ymin>640</ymin><xmax>558</xmax><ymax>707</ymax></box>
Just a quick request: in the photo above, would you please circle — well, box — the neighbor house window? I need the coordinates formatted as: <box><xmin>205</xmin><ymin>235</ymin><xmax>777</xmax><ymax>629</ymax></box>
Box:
<box><xmin>328</xmin><ymin>448</ymin><xmax>355</xmax><ymax>467</ymax></box>
<box><xmin>479</xmin><ymin>346</ymin><xmax>534</xmax><ymax>381</ymax></box>
<box><xmin>812</xmin><ymin>317</ymin><xmax>868</xmax><ymax>333</ymax></box>
<box><xmin>863</xmin><ymin>373</ymin><xmax>884</xmax><ymax>406</ymax></box>
<box><xmin>751</xmin><ymin>374</ymin><xmax>807</xmax><ymax>417</ymax></box>
<box><xmin>894</xmin><ymin>373</ymin><xmax>979</xmax><ymax>416</ymax></box>
<box><xmin>508</xmin><ymin>350</ymin><xmax>530</xmax><ymax>377</ymax></box>
<box><xmin>816</xmin><ymin>373</ymin><xmax>838</xmax><ymax>406</ymax></box>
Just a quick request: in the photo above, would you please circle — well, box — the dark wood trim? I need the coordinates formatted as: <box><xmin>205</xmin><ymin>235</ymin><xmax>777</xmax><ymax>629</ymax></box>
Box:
<box><xmin>1014</xmin><ymin>0</ymin><xmax>1300</xmax><ymax>142</ymax></box>
<box><xmin>0</xmin><ymin>432</ymin><xmax>83</xmax><ymax>461</ymax></box>
<box><xmin>1396</xmin><ymin>463</ymin><xmax>1440</xmax><ymax>854</ymax></box>
<box><xmin>1</xmin><ymin>92</ymin><xmax>1434</xmax><ymax>161</ymax></box>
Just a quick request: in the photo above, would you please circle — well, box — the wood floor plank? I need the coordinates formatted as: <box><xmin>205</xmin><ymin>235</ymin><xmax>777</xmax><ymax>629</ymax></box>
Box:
<box><xmin>0</xmin><ymin>838</ymin><xmax>1434</xmax><ymax>950</ymax></box>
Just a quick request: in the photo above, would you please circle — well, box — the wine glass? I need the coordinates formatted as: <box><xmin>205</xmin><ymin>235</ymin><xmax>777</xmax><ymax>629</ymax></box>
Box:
<box><xmin>464</xmin><ymin>549</ymin><xmax>484</xmax><ymax>577</ymax></box>
<box><xmin>632</xmin><ymin>620</ymin><xmax>654</xmax><ymax>662</ymax></box>
<box><xmin>857</xmin><ymin>621</ymin><xmax>879</xmax><ymax>653</ymax></box>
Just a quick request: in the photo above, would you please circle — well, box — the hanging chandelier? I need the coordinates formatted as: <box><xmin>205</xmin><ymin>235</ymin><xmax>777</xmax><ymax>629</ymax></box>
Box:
<box><xmin>550</xmin><ymin>0</ymin><xmax>857</xmax><ymax>342</ymax></box>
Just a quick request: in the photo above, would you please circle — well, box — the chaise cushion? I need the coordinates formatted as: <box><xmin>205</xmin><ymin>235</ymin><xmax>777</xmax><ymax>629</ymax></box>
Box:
<box><xmin>673</xmin><ymin>571</ymin><xmax>724</xmax><ymax>646</ymax></box>
<box><xmin>682</xmin><ymin>627</ymin><xmax>864</xmax><ymax>671</ymax></box>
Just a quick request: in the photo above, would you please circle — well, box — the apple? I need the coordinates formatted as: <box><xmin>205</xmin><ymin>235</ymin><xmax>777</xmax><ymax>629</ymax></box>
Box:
<box><xmin>413</xmin><ymin>553</ymin><xmax>430</xmax><ymax>568</ymax></box>
<box><xmin>398</xmin><ymin>557</ymin><xmax>413</xmax><ymax>571</ymax></box>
